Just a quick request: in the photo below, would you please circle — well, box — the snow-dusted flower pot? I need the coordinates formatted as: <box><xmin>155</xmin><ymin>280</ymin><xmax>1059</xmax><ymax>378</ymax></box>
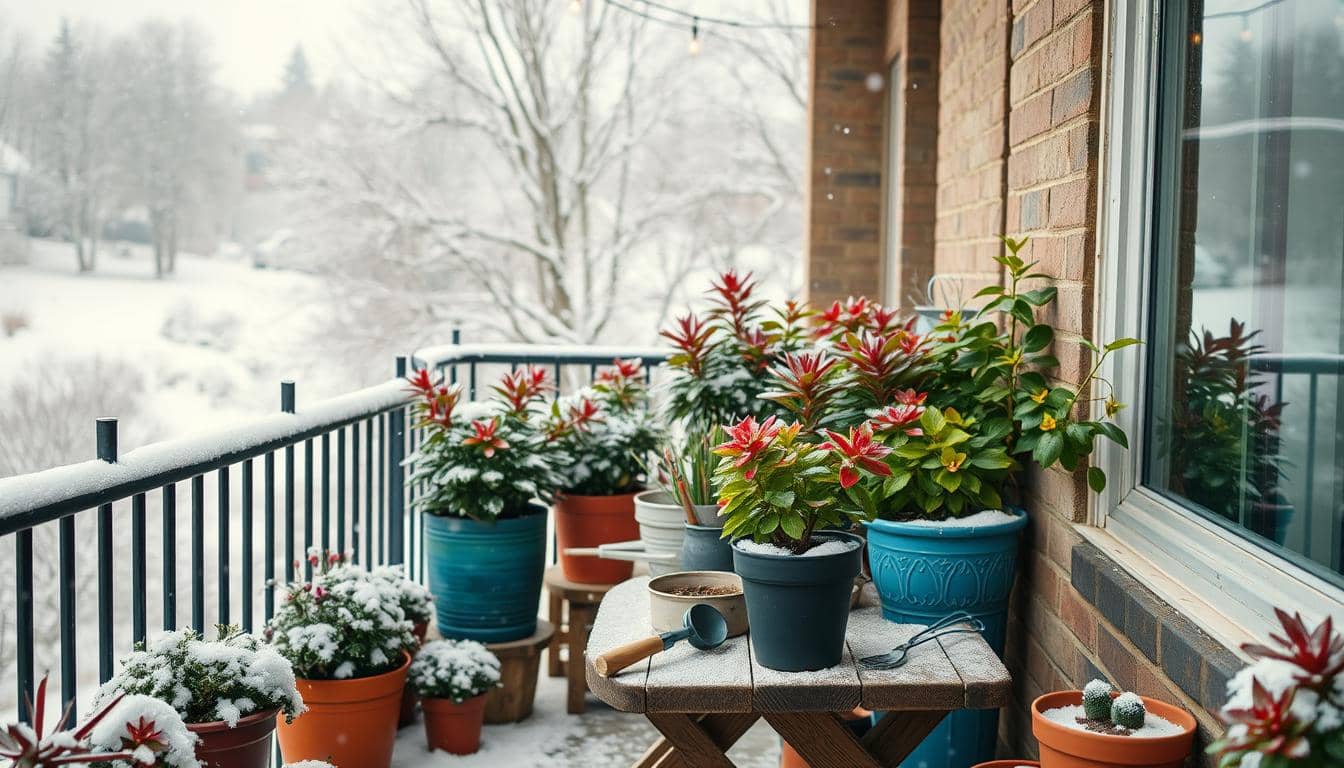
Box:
<box><xmin>731</xmin><ymin>532</ymin><xmax>862</xmax><ymax>672</ymax></box>
<box><xmin>188</xmin><ymin>708</ymin><xmax>279</xmax><ymax>768</ymax></box>
<box><xmin>863</xmin><ymin>508</ymin><xmax>1027</xmax><ymax>768</ymax></box>
<box><xmin>425</xmin><ymin>507</ymin><xmax>547</xmax><ymax>642</ymax></box>
<box><xmin>1031</xmin><ymin>691</ymin><xmax>1195</xmax><ymax>768</ymax></box>
<box><xmin>276</xmin><ymin>652</ymin><xmax>411</xmax><ymax>768</ymax></box>
<box><xmin>632</xmin><ymin>490</ymin><xmax>690</xmax><ymax>576</ymax></box>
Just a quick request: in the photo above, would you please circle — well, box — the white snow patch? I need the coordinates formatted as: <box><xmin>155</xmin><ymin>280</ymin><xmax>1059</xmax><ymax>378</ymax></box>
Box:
<box><xmin>1040</xmin><ymin>704</ymin><xmax>1184</xmax><ymax>738</ymax></box>
<box><xmin>734</xmin><ymin>538</ymin><xmax>859</xmax><ymax>557</ymax></box>
<box><xmin>901</xmin><ymin>509</ymin><xmax>1022</xmax><ymax>528</ymax></box>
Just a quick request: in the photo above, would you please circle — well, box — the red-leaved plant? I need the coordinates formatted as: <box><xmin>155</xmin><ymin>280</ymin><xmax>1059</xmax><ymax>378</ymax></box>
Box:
<box><xmin>1208</xmin><ymin>609</ymin><xmax>1344</xmax><ymax>766</ymax></box>
<box><xmin>0</xmin><ymin>675</ymin><xmax>168</xmax><ymax>767</ymax></box>
<box><xmin>713</xmin><ymin>416</ymin><xmax>891</xmax><ymax>553</ymax></box>
<box><xmin>405</xmin><ymin>366</ymin><xmax>565</xmax><ymax>520</ymax></box>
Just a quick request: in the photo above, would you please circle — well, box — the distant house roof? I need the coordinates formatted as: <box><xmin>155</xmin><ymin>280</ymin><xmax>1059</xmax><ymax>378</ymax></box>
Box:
<box><xmin>0</xmin><ymin>140</ymin><xmax>29</xmax><ymax>175</ymax></box>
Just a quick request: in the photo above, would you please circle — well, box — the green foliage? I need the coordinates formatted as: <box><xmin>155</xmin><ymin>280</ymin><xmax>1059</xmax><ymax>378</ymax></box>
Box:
<box><xmin>869</xmin><ymin>405</ymin><xmax>1016</xmax><ymax>520</ymax></box>
<box><xmin>406</xmin><ymin>367</ymin><xmax>565</xmax><ymax>520</ymax></box>
<box><xmin>547</xmin><ymin>360</ymin><xmax>662</xmax><ymax>495</ymax></box>
<box><xmin>713</xmin><ymin>417</ymin><xmax>884</xmax><ymax>552</ymax></box>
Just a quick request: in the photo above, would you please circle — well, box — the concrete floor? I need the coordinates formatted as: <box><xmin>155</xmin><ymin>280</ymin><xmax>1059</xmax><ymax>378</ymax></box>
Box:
<box><xmin>392</xmin><ymin>659</ymin><xmax>781</xmax><ymax>767</ymax></box>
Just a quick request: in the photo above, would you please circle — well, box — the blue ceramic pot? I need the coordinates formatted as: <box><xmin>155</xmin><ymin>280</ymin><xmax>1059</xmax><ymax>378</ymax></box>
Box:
<box><xmin>424</xmin><ymin>507</ymin><xmax>547</xmax><ymax>643</ymax></box>
<box><xmin>864</xmin><ymin>509</ymin><xmax>1028</xmax><ymax>768</ymax></box>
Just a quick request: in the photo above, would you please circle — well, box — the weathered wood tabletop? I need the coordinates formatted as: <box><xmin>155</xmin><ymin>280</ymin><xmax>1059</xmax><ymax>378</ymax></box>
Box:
<box><xmin>584</xmin><ymin>577</ymin><xmax>1012</xmax><ymax>768</ymax></box>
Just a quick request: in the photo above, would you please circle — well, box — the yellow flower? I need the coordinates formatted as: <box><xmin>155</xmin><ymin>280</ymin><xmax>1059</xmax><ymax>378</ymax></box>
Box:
<box><xmin>1105</xmin><ymin>398</ymin><xmax>1124</xmax><ymax>418</ymax></box>
<box><xmin>1031</xmin><ymin>388</ymin><xmax>1049</xmax><ymax>404</ymax></box>
<box><xmin>1040</xmin><ymin>413</ymin><xmax>1058</xmax><ymax>431</ymax></box>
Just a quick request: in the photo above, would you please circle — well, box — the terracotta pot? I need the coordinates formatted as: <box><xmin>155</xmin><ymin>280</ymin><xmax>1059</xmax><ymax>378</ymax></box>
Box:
<box><xmin>276</xmin><ymin>652</ymin><xmax>410</xmax><ymax>768</ymax></box>
<box><xmin>187</xmin><ymin>708</ymin><xmax>278</xmax><ymax>768</ymax></box>
<box><xmin>422</xmin><ymin>694</ymin><xmax>487</xmax><ymax>755</ymax></box>
<box><xmin>1031</xmin><ymin>691</ymin><xmax>1196</xmax><ymax>768</ymax></box>
<box><xmin>555</xmin><ymin>491</ymin><xmax>640</xmax><ymax>584</ymax></box>
<box><xmin>972</xmin><ymin>762</ymin><xmax>1040</xmax><ymax>768</ymax></box>
<box><xmin>398</xmin><ymin>622</ymin><xmax>430</xmax><ymax>728</ymax></box>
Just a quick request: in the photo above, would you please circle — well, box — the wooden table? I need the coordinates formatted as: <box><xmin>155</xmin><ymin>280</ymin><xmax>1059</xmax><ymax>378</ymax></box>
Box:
<box><xmin>545</xmin><ymin>565</ymin><xmax>620</xmax><ymax>714</ymax></box>
<box><xmin>584</xmin><ymin>578</ymin><xmax>1012</xmax><ymax>768</ymax></box>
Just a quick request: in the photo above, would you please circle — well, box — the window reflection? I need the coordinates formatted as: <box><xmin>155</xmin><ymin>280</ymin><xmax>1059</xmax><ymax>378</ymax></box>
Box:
<box><xmin>1148</xmin><ymin>0</ymin><xmax>1344</xmax><ymax>581</ymax></box>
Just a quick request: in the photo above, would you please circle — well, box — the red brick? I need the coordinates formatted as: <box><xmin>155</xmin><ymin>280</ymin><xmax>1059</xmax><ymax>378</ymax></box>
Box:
<box><xmin>1059</xmin><ymin>586</ymin><xmax>1097</xmax><ymax>647</ymax></box>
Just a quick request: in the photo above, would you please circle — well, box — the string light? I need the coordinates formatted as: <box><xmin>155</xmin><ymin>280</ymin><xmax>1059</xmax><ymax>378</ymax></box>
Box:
<box><xmin>688</xmin><ymin>18</ymin><xmax>701</xmax><ymax>55</ymax></box>
<box><xmin>568</xmin><ymin>0</ymin><xmax>583</xmax><ymax>14</ymax></box>
<box><xmin>1238</xmin><ymin>17</ymin><xmax>1253</xmax><ymax>42</ymax></box>
<box><xmin>1188</xmin><ymin>31</ymin><xmax>1202</xmax><ymax>45</ymax></box>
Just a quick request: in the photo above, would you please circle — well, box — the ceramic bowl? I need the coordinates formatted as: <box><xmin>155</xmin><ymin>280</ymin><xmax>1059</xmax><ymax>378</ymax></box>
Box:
<box><xmin>647</xmin><ymin>571</ymin><xmax>748</xmax><ymax>638</ymax></box>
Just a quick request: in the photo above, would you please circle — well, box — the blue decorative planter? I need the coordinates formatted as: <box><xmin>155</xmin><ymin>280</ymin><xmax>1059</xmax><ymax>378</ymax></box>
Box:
<box><xmin>864</xmin><ymin>509</ymin><xmax>1028</xmax><ymax>768</ymax></box>
<box><xmin>424</xmin><ymin>508</ymin><xmax>547</xmax><ymax>643</ymax></box>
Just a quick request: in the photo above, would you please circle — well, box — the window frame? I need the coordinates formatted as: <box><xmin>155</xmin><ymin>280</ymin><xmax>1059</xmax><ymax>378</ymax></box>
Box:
<box><xmin>1092</xmin><ymin>0</ymin><xmax>1344</xmax><ymax>645</ymax></box>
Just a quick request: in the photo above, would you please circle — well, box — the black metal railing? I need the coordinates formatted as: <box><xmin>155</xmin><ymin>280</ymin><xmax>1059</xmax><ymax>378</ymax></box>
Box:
<box><xmin>0</xmin><ymin>338</ymin><xmax>665</xmax><ymax>723</ymax></box>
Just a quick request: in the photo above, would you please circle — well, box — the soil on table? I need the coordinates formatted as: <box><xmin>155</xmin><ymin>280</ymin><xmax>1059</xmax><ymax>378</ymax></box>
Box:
<box><xmin>663</xmin><ymin>584</ymin><xmax>742</xmax><ymax>597</ymax></box>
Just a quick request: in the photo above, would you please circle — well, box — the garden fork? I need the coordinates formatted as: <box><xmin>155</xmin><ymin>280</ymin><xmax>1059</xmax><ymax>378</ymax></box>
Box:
<box><xmin>858</xmin><ymin>611</ymin><xmax>986</xmax><ymax>670</ymax></box>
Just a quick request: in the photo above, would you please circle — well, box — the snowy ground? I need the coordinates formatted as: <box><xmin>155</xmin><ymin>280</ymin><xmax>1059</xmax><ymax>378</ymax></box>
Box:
<box><xmin>0</xmin><ymin>238</ymin><xmax>353</xmax><ymax>449</ymax></box>
<box><xmin>391</xmin><ymin>668</ymin><xmax>780</xmax><ymax>768</ymax></box>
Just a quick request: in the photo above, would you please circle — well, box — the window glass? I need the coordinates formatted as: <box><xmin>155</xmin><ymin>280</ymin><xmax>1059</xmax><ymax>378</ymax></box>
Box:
<box><xmin>1147</xmin><ymin>0</ymin><xmax>1344</xmax><ymax>583</ymax></box>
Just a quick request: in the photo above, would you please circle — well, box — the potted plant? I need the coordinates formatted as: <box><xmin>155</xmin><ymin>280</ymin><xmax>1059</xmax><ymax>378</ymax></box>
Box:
<box><xmin>1207</xmin><ymin>608</ymin><xmax>1344</xmax><ymax>765</ymax></box>
<box><xmin>405</xmin><ymin>365</ymin><xmax>565</xmax><ymax>641</ymax></box>
<box><xmin>714</xmin><ymin>416</ymin><xmax>883</xmax><ymax>671</ymax></box>
<box><xmin>1032</xmin><ymin>678</ymin><xmax>1196</xmax><ymax>767</ymax></box>
<box><xmin>266</xmin><ymin>558</ymin><xmax>416</xmax><ymax>768</ymax></box>
<box><xmin>0</xmin><ymin>675</ymin><xmax>197</xmax><ymax>767</ymax></box>
<box><xmin>331</xmin><ymin>563</ymin><xmax>433</xmax><ymax>727</ymax></box>
<box><xmin>409</xmin><ymin>639</ymin><xmax>502</xmax><ymax>755</ymax></box>
<box><xmin>548</xmin><ymin>358</ymin><xmax>661</xmax><ymax>584</ymax></box>
<box><xmin>283</xmin><ymin>763</ymin><xmax>335</xmax><ymax>768</ymax></box>
<box><xmin>653</xmin><ymin>429</ymin><xmax>739</xmax><ymax>571</ymax></box>
<box><xmin>95</xmin><ymin>626</ymin><xmax>305</xmax><ymax>768</ymax></box>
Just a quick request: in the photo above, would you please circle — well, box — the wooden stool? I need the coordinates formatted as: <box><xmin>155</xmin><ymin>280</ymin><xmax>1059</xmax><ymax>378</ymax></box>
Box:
<box><xmin>545</xmin><ymin>565</ymin><xmax>618</xmax><ymax>714</ymax></box>
<box><xmin>484</xmin><ymin>619</ymin><xmax>555</xmax><ymax>724</ymax></box>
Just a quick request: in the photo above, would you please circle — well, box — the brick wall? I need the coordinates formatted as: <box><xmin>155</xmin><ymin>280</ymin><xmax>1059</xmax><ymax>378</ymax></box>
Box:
<box><xmin>932</xmin><ymin>0</ymin><xmax>1008</xmax><ymax>288</ymax></box>
<box><xmin>806</xmin><ymin>0</ymin><xmax>1236</xmax><ymax>761</ymax></box>
<box><xmin>804</xmin><ymin>0</ymin><xmax>889</xmax><ymax>304</ymax></box>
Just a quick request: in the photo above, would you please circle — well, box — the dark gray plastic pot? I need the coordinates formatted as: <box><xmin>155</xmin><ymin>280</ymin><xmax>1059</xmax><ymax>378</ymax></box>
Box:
<box><xmin>732</xmin><ymin>531</ymin><xmax>862</xmax><ymax>671</ymax></box>
<box><xmin>680</xmin><ymin>523</ymin><xmax>735</xmax><ymax>572</ymax></box>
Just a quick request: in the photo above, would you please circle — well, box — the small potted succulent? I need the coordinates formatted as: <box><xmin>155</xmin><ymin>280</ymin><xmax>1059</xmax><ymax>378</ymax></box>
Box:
<box><xmin>548</xmin><ymin>358</ymin><xmax>662</xmax><ymax>584</ymax></box>
<box><xmin>714</xmin><ymin>416</ymin><xmax>882</xmax><ymax>671</ymax></box>
<box><xmin>0</xmin><ymin>675</ymin><xmax>198</xmax><ymax>767</ymax></box>
<box><xmin>409</xmin><ymin>639</ymin><xmax>503</xmax><ymax>755</ymax></box>
<box><xmin>405</xmin><ymin>365</ymin><xmax>565</xmax><ymax>640</ymax></box>
<box><xmin>1208</xmin><ymin>608</ymin><xmax>1344</xmax><ymax>765</ymax></box>
<box><xmin>1032</xmin><ymin>678</ymin><xmax>1195</xmax><ymax>767</ymax></box>
<box><xmin>266</xmin><ymin>557</ymin><xmax>416</xmax><ymax>768</ymax></box>
<box><xmin>95</xmin><ymin>626</ymin><xmax>305</xmax><ymax>768</ymax></box>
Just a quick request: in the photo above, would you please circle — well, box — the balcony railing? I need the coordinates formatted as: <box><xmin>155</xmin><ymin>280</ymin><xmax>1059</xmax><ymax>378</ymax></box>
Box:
<box><xmin>0</xmin><ymin>338</ymin><xmax>664</xmax><ymax>722</ymax></box>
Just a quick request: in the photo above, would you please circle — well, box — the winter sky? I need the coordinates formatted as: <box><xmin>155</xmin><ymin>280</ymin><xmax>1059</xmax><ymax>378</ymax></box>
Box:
<box><xmin>1</xmin><ymin>0</ymin><xmax>363</xmax><ymax>98</ymax></box>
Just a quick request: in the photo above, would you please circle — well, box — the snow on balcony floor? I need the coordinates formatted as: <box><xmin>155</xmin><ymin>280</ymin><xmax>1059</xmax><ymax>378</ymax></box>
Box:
<box><xmin>391</xmin><ymin>666</ymin><xmax>780</xmax><ymax>767</ymax></box>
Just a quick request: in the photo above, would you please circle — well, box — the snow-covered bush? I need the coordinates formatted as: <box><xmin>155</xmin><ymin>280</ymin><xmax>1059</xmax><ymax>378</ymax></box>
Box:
<box><xmin>94</xmin><ymin>627</ymin><xmax>305</xmax><ymax>726</ymax></box>
<box><xmin>159</xmin><ymin>300</ymin><xmax>240</xmax><ymax>352</ymax></box>
<box><xmin>409</xmin><ymin>640</ymin><xmax>501</xmax><ymax>703</ymax></box>
<box><xmin>324</xmin><ymin>562</ymin><xmax>433</xmax><ymax>627</ymax></box>
<box><xmin>405</xmin><ymin>366</ymin><xmax>566</xmax><ymax>520</ymax></box>
<box><xmin>265</xmin><ymin>563</ymin><xmax>416</xmax><ymax>681</ymax></box>
<box><xmin>547</xmin><ymin>359</ymin><xmax>661</xmax><ymax>496</ymax></box>
<box><xmin>284</xmin><ymin>762</ymin><xmax>336</xmax><ymax>768</ymax></box>
<box><xmin>1209</xmin><ymin>608</ymin><xmax>1344</xmax><ymax>765</ymax></box>
<box><xmin>88</xmin><ymin>694</ymin><xmax>200</xmax><ymax>768</ymax></box>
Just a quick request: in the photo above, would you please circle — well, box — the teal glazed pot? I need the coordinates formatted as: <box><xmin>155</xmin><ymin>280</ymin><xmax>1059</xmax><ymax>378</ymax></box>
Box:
<box><xmin>732</xmin><ymin>531</ymin><xmax>862</xmax><ymax>672</ymax></box>
<box><xmin>864</xmin><ymin>509</ymin><xmax>1028</xmax><ymax>768</ymax></box>
<box><xmin>424</xmin><ymin>507</ymin><xmax>547</xmax><ymax>642</ymax></box>
<box><xmin>680</xmin><ymin>523</ymin><xmax>735</xmax><ymax>572</ymax></box>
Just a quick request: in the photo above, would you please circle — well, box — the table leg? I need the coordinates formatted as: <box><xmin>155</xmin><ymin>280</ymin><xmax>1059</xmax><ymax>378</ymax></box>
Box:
<box><xmin>632</xmin><ymin>713</ymin><xmax>759</xmax><ymax>768</ymax></box>
<box><xmin>764</xmin><ymin>712</ymin><xmax>881</xmax><ymax>768</ymax></box>
<box><xmin>547</xmin><ymin>590</ymin><xmax>563</xmax><ymax>678</ymax></box>
<box><xmin>860</xmin><ymin>710</ymin><xmax>946</xmax><ymax>766</ymax></box>
<box><xmin>644</xmin><ymin>713</ymin><xmax>737</xmax><ymax>767</ymax></box>
<box><xmin>566</xmin><ymin>602</ymin><xmax>595</xmax><ymax>714</ymax></box>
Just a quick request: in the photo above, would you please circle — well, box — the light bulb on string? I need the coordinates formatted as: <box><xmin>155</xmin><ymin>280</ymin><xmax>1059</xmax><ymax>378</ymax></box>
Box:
<box><xmin>568</xmin><ymin>0</ymin><xmax>582</xmax><ymax>15</ymax></box>
<box><xmin>1239</xmin><ymin>17</ymin><xmax>1253</xmax><ymax>42</ymax></box>
<box><xmin>688</xmin><ymin>18</ymin><xmax>701</xmax><ymax>55</ymax></box>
